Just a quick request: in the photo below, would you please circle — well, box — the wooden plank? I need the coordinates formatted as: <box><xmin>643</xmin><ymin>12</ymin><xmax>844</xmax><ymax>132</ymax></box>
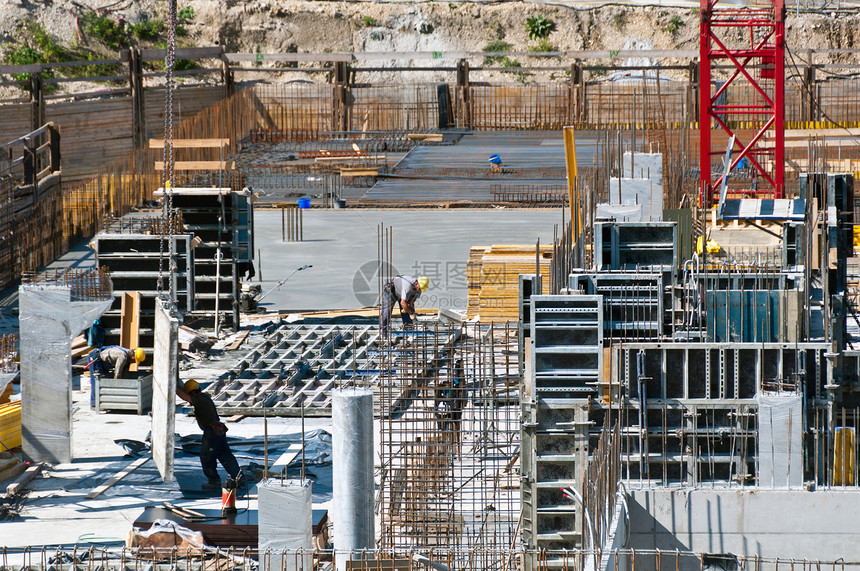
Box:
<box><xmin>764</xmin><ymin>128</ymin><xmax>860</xmax><ymax>138</ymax></box>
<box><xmin>154</xmin><ymin>160</ymin><xmax>235</xmax><ymax>171</ymax></box>
<box><xmin>6</xmin><ymin>463</ymin><xmax>41</xmax><ymax>496</ymax></box>
<box><xmin>407</xmin><ymin>133</ymin><xmax>443</xmax><ymax>142</ymax></box>
<box><xmin>226</xmin><ymin>329</ymin><xmax>251</xmax><ymax>351</ymax></box>
<box><xmin>120</xmin><ymin>292</ymin><xmax>141</xmax><ymax>372</ymax></box>
<box><xmin>148</xmin><ymin>138</ymin><xmax>230</xmax><ymax>149</ymax></box>
<box><xmin>0</xmin><ymin>461</ymin><xmax>27</xmax><ymax>485</ymax></box>
<box><xmin>314</xmin><ymin>155</ymin><xmax>386</xmax><ymax>163</ymax></box>
<box><xmin>140</xmin><ymin>47</ymin><xmax>224</xmax><ymax>61</ymax></box>
<box><xmin>85</xmin><ymin>457</ymin><xmax>150</xmax><ymax>499</ymax></box>
<box><xmin>340</xmin><ymin>168</ymin><xmax>379</xmax><ymax>177</ymax></box>
<box><xmin>267</xmin><ymin>443</ymin><xmax>302</xmax><ymax>476</ymax></box>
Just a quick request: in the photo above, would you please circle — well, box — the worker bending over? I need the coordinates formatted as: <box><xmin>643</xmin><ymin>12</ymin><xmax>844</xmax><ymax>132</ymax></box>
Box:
<box><xmin>381</xmin><ymin>275</ymin><xmax>429</xmax><ymax>336</ymax></box>
<box><xmin>177</xmin><ymin>379</ymin><xmax>242</xmax><ymax>490</ymax></box>
<box><xmin>88</xmin><ymin>345</ymin><xmax>145</xmax><ymax>379</ymax></box>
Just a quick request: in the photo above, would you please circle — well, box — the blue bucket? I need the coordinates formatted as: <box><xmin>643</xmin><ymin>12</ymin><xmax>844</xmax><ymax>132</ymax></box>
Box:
<box><xmin>298</xmin><ymin>198</ymin><xmax>311</xmax><ymax>209</ymax></box>
<box><xmin>488</xmin><ymin>153</ymin><xmax>502</xmax><ymax>165</ymax></box>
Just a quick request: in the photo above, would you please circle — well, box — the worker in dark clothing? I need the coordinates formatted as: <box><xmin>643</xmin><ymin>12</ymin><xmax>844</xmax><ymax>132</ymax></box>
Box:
<box><xmin>87</xmin><ymin>345</ymin><xmax>144</xmax><ymax>379</ymax></box>
<box><xmin>177</xmin><ymin>379</ymin><xmax>242</xmax><ymax>490</ymax></box>
<box><xmin>381</xmin><ymin>275</ymin><xmax>429</xmax><ymax>336</ymax></box>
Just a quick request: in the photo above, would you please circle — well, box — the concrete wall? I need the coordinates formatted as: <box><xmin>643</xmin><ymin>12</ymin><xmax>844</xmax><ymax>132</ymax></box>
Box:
<box><xmin>151</xmin><ymin>298</ymin><xmax>179</xmax><ymax>482</ymax></box>
<box><xmin>628</xmin><ymin>488</ymin><xmax>860</xmax><ymax>561</ymax></box>
<box><xmin>19</xmin><ymin>286</ymin><xmax>110</xmax><ymax>463</ymax></box>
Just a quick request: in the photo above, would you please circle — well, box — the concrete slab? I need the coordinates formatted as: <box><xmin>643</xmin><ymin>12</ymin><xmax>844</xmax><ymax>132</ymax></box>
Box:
<box><xmin>1</xmin><ymin>382</ymin><xmax>335</xmax><ymax>548</ymax></box>
<box><xmin>252</xmin><ymin>208</ymin><xmax>561</xmax><ymax>312</ymax></box>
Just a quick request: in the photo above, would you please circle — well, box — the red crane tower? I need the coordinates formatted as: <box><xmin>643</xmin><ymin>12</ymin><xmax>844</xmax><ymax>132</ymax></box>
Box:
<box><xmin>699</xmin><ymin>0</ymin><xmax>786</xmax><ymax>206</ymax></box>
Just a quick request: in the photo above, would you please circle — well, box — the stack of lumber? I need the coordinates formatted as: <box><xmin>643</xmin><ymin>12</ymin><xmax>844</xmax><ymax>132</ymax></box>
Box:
<box><xmin>466</xmin><ymin>244</ymin><xmax>552</xmax><ymax>322</ymax></box>
<box><xmin>466</xmin><ymin>246</ymin><xmax>488</xmax><ymax>318</ymax></box>
<box><xmin>0</xmin><ymin>401</ymin><xmax>21</xmax><ymax>449</ymax></box>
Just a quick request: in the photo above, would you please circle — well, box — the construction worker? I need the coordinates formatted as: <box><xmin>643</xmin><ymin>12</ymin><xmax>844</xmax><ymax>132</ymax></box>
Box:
<box><xmin>381</xmin><ymin>275</ymin><xmax>429</xmax><ymax>336</ymax></box>
<box><xmin>176</xmin><ymin>379</ymin><xmax>242</xmax><ymax>490</ymax></box>
<box><xmin>87</xmin><ymin>345</ymin><xmax>145</xmax><ymax>379</ymax></box>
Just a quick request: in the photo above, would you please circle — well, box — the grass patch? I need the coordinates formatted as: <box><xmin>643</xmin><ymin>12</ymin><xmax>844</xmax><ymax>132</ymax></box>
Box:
<box><xmin>129</xmin><ymin>18</ymin><xmax>164</xmax><ymax>41</ymax></box>
<box><xmin>483</xmin><ymin>40</ymin><xmax>512</xmax><ymax>65</ymax></box>
<box><xmin>528</xmin><ymin>38</ymin><xmax>557</xmax><ymax>53</ymax></box>
<box><xmin>613</xmin><ymin>12</ymin><xmax>627</xmax><ymax>30</ymax></box>
<box><xmin>361</xmin><ymin>16</ymin><xmax>378</xmax><ymax>27</ymax></box>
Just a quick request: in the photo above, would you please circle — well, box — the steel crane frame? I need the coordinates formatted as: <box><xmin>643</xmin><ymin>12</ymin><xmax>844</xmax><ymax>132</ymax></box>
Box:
<box><xmin>699</xmin><ymin>0</ymin><xmax>786</xmax><ymax>205</ymax></box>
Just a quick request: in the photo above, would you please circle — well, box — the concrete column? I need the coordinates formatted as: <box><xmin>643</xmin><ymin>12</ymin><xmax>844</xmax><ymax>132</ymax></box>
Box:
<box><xmin>332</xmin><ymin>388</ymin><xmax>374</xmax><ymax>571</ymax></box>
<box><xmin>19</xmin><ymin>286</ymin><xmax>111</xmax><ymax>463</ymax></box>
<box><xmin>152</xmin><ymin>298</ymin><xmax>180</xmax><ymax>482</ymax></box>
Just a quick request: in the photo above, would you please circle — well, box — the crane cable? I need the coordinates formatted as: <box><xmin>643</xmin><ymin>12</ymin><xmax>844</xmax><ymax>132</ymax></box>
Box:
<box><xmin>158</xmin><ymin>0</ymin><xmax>178</xmax><ymax>302</ymax></box>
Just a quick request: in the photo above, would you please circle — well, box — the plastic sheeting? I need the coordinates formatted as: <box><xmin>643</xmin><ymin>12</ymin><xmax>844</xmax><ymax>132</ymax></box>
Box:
<box><xmin>595</xmin><ymin>203</ymin><xmax>643</xmax><ymax>222</ymax></box>
<box><xmin>756</xmin><ymin>392</ymin><xmax>803</xmax><ymax>488</ymax></box>
<box><xmin>259</xmin><ymin>479</ymin><xmax>313</xmax><ymax>571</ymax></box>
<box><xmin>129</xmin><ymin>519</ymin><xmax>205</xmax><ymax>548</ymax></box>
<box><xmin>19</xmin><ymin>285</ymin><xmax>111</xmax><ymax>463</ymax></box>
<box><xmin>332</xmin><ymin>388</ymin><xmax>374</xmax><ymax>571</ymax></box>
<box><xmin>608</xmin><ymin>178</ymin><xmax>663</xmax><ymax>222</ymax></box>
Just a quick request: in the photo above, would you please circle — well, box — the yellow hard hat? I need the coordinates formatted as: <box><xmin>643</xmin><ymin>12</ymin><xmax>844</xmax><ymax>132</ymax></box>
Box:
<box><xmin>417</xmin><ymin>276</ymin><xmax>429</xmax><ymax>292</ymax></box>
<box><xmin>133</xmin><ymin>347</ymin><xmax>145</xmax><ymax>364</ymax></box>
<box><xmin>184</xmin><ymin>379</ymin><xmax>199</xmax><ymax>393</ymax></box>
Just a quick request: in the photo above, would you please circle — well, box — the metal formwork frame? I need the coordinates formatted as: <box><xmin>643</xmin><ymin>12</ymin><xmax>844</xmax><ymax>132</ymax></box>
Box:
<box><xmin>699</xmin><ymin>0</ymin><xmax>785</xmax><ymax>204</ymax></box>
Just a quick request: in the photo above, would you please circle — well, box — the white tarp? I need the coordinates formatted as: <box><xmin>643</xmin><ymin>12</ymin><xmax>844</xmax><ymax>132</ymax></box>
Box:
<box><xmin>757</xmin><ymin>392</ymin><xmax>803</xmax><ymax>488</ymax></box>
<box><xmin>608</xmin><ymin>177</ymin><xmax>663</xmax><ymax>222</ymax></box>
<box><xmin>259</xmin><ymin>479</ymin><xmax>313</xmax><ymax>571</ymax></box>
<box><xmin>596</xmin><ymin>203</ymin><xmax>643</xmax><ymax>222</ymax></box>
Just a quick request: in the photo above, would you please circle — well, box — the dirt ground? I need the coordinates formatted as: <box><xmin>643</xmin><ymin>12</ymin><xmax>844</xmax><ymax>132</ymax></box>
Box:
<box><xmin>1</xmin><ymin>0</ymin><xmax>860</xmax><ymax>96</ymax></box>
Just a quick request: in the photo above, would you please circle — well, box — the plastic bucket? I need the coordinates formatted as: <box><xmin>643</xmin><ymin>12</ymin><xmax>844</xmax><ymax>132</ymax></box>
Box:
<box><xmin>298</xmin><ymin>198</ymin><xmax>311</xmax><ymax>209</ymax></box>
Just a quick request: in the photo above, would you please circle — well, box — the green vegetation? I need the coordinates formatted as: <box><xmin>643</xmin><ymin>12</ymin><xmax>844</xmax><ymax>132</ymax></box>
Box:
<box><xmin>613</xmin><ymin>12</ymin><xmax>627</xmax><ymax>30</ymax></box>
<box><xmin>485</xmin><ymin>20</ymin><xmax>504</xmax><ymax>40</ymax></box>
<box><xmin>80</xmin><ymin>12</ymin><xmax>126</xmax><ymax>49</ymax></box>
<box><xmin>528</xmin><ymin>38</ymin><xmax>557</xmax><ymax>53</ymax></box>
<box><xmin>483</xmin><ymin>40</ymin><xmax>512</xmax><ymax>65</ymax></box>
<box><xmin>525</xmin><ymin>15</ymin><xmax>555</xmax><ymax>40</ymax></box>
<box><xmin>4</xmin><ymin>45</ymin><xmax>49</xmax><ymax>85</ymax></box>
<box><xmin>666</xmin><ymin>14</ymin><xmax>683</xmax><ymax>34</ymax></box>
<box><xmin>178</xmin><ymin>6</ymin><xmax>196</xmax><ymax>21</ymax></box>
<box><xmin>419</xmin><ymin>22</ymin><xmax>434</xmax><ymax>34</ymax></box>
<box><xmin>2</xmin><ymin>22</ymin><xmax>122</xmax><ymax>89</ymax></box>
<box><xmin>370</xmin><ymin>31</ymin><xmax>384</xmax><ymax>41</ymax></box>
<box><xmin>129</xmin><ymin>18</ymin><xmax>164</xmax><ymax>41</ymax></box>
<box><xmin>361</xmin><ymin>16</ymin><xmax>378</xmax><ymax>27</ymax></box>
<box><xmin>482</xmin><ymin>41</ymin><xmax>523</xmax><ymax>70</ymax></box>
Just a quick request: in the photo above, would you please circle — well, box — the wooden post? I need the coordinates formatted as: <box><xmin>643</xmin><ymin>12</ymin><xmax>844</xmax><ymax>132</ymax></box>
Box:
<box><xmin>804</xmin><ymin>51</ymin><xmax>816</xmax><ymax>124</ymax></box>
<box><xmin>129</xmin><ymin>48</ymin><xmax>146</xmax><ymax>149</ymax></box>
<box><xmin>48</xmin><ymin>124</ymin><xmax>60</xmax><ymax>173</ymax></box>
<box><xmin>29</xmin><ymin>74</ymin><xmax>44</xmax><ymax>133</ymax></box>
<box><xmin>456</xmin><ymin>59</ymin><xmax>471</xmax><ymax>129</ymax></box>
<box><xmin>569</xmin><ymin>60</ymin><xmax>584</xmax><ymax>125</ymax></box>
<box><xmin>221</xmin><ymin>52</ymin><xmax>235</xmax><ymax>99</ymax></box>
<box><xmin>332</xmin><ymin>61</ymin><xmax>351</xmax><ymax>132</ymax></box>
<box><xmin>688</xmin><ymin>60</ymin><xmax>699</xmax><ymax>125</ymax></box>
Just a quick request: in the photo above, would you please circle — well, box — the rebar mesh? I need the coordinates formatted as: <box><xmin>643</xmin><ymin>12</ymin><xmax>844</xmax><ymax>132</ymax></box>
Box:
<box><xmin>378</xmin><ymin>322</ymin><xmax>521</xmax><ymax>564</ymax></box>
